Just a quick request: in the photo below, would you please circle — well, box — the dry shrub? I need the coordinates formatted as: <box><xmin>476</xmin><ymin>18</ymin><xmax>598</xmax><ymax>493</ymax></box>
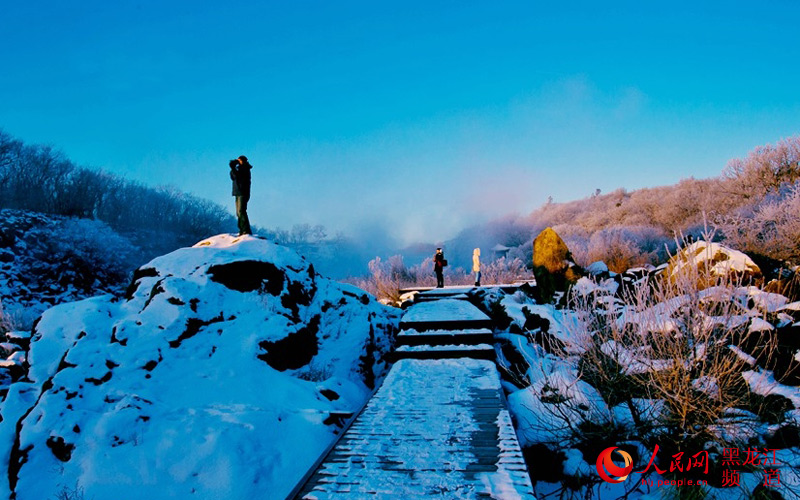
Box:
<box><xmin>586</xmin><ymin>226</ymin><xmax>670</xmax><ymax>273</ymax></box>
<box><xmin>521</xmin><ymin>235</ymin><xmax>800</xmax><ymax>498</ymax></box>
<box><xmin>480</xmin><ymin>257</ymin><xmax>529</xmax><ymax>285</ymax></box>
<box><xmin>570</xmin><ymin>250</ymin><xmax>775</xmax><ymax>451</ymax></box>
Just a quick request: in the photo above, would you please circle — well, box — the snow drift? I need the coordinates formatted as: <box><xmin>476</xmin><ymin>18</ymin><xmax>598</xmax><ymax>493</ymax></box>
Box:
<box><xmin>0</xmin><ymin>234</ymin><xmax>399</xmax><ymax>499</ymax></box>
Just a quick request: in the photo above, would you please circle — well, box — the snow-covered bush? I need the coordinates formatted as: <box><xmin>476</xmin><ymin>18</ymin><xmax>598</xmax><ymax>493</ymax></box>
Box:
<box><xmin>27</xmin><ymin>218</ymin><xmax>138</xmax><ymax>293</ymax></box>
<box><xmin>355</xmin><ymin>255</ymin><xmax>419</xmax><ymax>304</ymax></box>
<box><xmin>0</xmin><ymin>210</ymin><xmax>143</xmax><ymax>330</ymax></box>
<box><xmin>586</xmin><ymin>226</ymin><xmax>670</xmax><ymax>273</ymax></box>
<box><xmin>481</xmin><ymin>257</ymin><xmax>529</xmax><ymax>284</ymax></box>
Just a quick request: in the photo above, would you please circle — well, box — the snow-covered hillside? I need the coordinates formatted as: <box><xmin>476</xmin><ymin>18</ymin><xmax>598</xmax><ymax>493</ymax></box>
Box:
<box><xmin>0</xmin><ymin>234</ymin><xmax>399</xmax><ymax>500</ymax></box>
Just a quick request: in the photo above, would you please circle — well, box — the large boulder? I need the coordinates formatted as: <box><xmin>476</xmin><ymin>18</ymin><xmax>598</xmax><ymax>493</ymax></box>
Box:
<box><xmin>664</xmin><ymin>241</ymin><xmax>762</xmax><ymax>289</ymax></box>
<box><xmin>532</xmin><ymin>227</ymin><xmax>583</xmax><ymax>302</ymax></box>
<box><xmin>0</xmin><ymin>234</ymin><xmax>400</xmax><ymax>500</ymax></box>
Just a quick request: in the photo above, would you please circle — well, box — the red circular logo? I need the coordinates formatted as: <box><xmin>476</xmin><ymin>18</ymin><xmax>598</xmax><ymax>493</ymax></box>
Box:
<box><xmin>596</xmin><ymin>447</ymin><xmax>633</xmax><ymax>483</ymax></box>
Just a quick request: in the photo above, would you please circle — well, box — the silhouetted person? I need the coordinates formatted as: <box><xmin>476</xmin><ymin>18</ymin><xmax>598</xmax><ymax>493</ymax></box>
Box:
<box><xmin>433</xmin><ymin>247</ymin><xmax>446</xmax><ymax>288</ymax></box>
<box><xmin>473</xmin><ymin>248</ymin><xmax>481</xmax><ymax>286</ymax></box>
<box><xmin>230</xmin><ymin>155</ymin><xmax>252</xmax><ymax>235</ymax></box>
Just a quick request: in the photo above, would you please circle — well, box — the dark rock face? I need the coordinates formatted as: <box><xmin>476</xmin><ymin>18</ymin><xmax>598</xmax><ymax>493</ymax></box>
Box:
<box><xmin>208</xmin><ymin>260</ymin><xmax>286</xmax><ymax>295</ymax></box>
<box><xmin>45</xmin><ymin>436</ymin><xmax>74</xmax><ymax>462</ymax></box>
<box><xmin>320</xmin><ymin>389</ymin><xmax>340</xmax><ymax>401</ymax></box>
<box><xmin>520</xmin><ymin>444</ymin><xmax>565</xmax><ymax>483</ymax></box>
<box><xmin>258</xmin><ymin>315</ymin><xmax>321</xmax><ymax>371</ymax></box>
<box><xmin>495</xmin><ymin>337</ymin><xmax>530</xmax><ymax>390</ymax></box>
<box><xmin>125</xmin><ymin>267</ymin><xmax>158</xmax><ymax>300</ymax></box>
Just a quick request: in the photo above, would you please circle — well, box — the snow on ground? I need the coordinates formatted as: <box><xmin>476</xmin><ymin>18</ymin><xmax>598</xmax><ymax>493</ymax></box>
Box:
<box><xmin>0</xmin><ymin>234</ymin><xmax>400</xmax><ymax>500</ymax></box>
<box><xmin>494</xmin><ymin>275</ymin><xmax>800</xmax><ymax>499</ymax></box>
<box><xmin>508</xmin><ymin>362</ymin><xmax>610</xmax><ymax>447</ymax></box>
<box><xmin>743</xmin><ymin>370</ymin><xmax>800</xmax><ymax>408</ymax></box>
<box><xmin>744</xmin><ymin>286</ymin><xmax>789</xmax><ymax>312</ymax></box>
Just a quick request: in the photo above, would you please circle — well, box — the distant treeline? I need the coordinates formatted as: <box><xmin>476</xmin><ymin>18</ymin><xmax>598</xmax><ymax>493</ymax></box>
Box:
<box><xmin>0</xmin><ymin>129</ymin><xmax>234</xmax><ymax>247</ymax></box>
<box><xmin>445</xmin><ymin>136</ymin><xmax>800</xmax><ymax>273</ymax></box>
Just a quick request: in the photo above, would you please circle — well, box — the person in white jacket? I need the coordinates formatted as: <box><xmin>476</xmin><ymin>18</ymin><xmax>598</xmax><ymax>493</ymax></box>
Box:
<box><xmin>473</xmin><ymin>248</ymin><xmax>481</xmax><ymax>286</ymax></box>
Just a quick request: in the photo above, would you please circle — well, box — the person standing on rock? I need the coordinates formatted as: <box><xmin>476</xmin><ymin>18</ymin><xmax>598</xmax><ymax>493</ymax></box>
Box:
<box><xmin>229</xmin><ymin>155</ymin><xmax>252</xmax><ymax>236</ymax></box>
<box><xmin>473</xmin><ymin>248</ymin><xmax>481</xmax><ymax>287</ymax></box>
<box><xmin>433</xmin><ymin>247</ymin><xmax>447</xmax><ymax>288</ymax></box>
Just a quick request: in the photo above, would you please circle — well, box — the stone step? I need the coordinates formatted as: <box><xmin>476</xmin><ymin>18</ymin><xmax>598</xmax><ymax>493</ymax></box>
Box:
<box><xmin>390</xmin><ymin>344</ymin><xmax>496</xmax><ymax>361</ymax></box>
<box><xmin>413</xmin><ymin>293</ymin><xmax>470</xmax><ymax>302</ymax></box>
<box><xmin>396</xmin><ymin>328</ymin><xmax>494</xmax><ymax>347</ymax></box>
<box><xmin>400</xmin><ymin>299</ymin><xmax>493</xmax><ymax>332</ymax></box>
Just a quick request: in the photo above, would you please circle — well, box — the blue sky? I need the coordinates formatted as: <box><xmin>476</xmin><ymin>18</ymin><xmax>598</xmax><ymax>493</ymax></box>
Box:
<box><xmin>2</xmin><ymin>1</ymin><xmax>799</xmax><ymax>244</ymax></box>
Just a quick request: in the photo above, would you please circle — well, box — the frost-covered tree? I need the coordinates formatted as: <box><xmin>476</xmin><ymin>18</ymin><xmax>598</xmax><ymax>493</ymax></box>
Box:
<box><xmin>723</xmin><ymin>136</ymin><xmax>800</xmax><ymax>200</ymax></box>
<box><xmin>717</xmin><ymin>181</ymin><xmax>800</xmax><ymax>262</ymax></box>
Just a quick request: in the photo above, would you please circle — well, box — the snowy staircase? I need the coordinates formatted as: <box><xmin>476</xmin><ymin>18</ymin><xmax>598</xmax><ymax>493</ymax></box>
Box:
<box><xmin>393</xmin><ymin>293</ymin><xmax>495</xmax><ymax>361</ymax></box>
<box><xmin>292</xmin><ymin>287</ymin><xmax>536</xmax><ymax>499</ymax></box>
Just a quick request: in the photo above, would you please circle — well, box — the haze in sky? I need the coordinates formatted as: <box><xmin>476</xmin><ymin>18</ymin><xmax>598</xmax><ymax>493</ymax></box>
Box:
<box><xmin>2</xmin><ymin>1</ymin><xmax>799</xmax><ymax>245</ymax></box>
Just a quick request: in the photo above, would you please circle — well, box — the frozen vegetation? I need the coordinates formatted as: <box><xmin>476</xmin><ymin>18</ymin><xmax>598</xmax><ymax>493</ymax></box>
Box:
<box><xmin>0</xmin><ymin>210</ymin><xmax>139</xmax><ymax>331</ymax></box>
<box><xmin>484</xmin><ymin>241</ymin><xmax>800</xmax><ymax>499</ymax></box>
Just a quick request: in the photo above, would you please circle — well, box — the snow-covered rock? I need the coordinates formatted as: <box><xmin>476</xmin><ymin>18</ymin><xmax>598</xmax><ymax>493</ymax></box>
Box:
<box><xmin>585</xmin><ymin>261</ymin><xmax>609</xmax><ymax>277</ymax></box>
<box><xmin>665</xmin><ymin>240</ymin><xmax>762</xmax><ymax>288</ymax></box>
<box><xmin>0</xmin><ymin>234</ymin><xmax>400</xmax><ymax>500</ymax></box>
<box><xmin>508</xmin><ymin>365</ymin><xmax>611</xmax><ymax>447</ymax></box>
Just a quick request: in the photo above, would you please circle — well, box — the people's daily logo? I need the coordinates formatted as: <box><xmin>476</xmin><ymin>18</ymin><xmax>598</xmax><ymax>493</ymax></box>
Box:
<box><xmin>596</xmin><ymin>447</ymin><xmax>633</xmax><ymax>483</ymax></box>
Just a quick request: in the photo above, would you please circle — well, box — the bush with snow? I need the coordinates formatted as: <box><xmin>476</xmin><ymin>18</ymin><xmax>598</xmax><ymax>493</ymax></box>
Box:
<box><xmin>0</xmin><ymin>210</ymin><xmax>140</xmax><ymax>330</ymax></box>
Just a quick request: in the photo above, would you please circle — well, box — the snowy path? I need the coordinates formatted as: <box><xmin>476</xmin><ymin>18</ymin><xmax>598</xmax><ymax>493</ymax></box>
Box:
<box><xmin>294</xmin><ymin>292</ymin><xmax>535</xmax><ymax>498</ymax></box>
<box><xmin>296</xmin><ymin>359</ymin><xmax>534</xmax><ymax>499</ymax></box>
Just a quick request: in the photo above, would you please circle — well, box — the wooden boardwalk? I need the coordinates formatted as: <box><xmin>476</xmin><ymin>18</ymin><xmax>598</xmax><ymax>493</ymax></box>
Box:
<box><xmin>294</xmin><ymin>291</ymin><xmax>535</xmax><ymax>499</ymax></box>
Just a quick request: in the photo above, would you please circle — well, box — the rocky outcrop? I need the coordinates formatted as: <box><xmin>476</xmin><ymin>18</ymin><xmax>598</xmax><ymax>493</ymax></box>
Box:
<box><xmin>0</xmin><ymin>234</ymin><xmax>400</xmax><ymax>500</ymax></box>
<box><xmin>531</xmin><ymin>227</ymin><xmax>583</xmax><ymax>302</ymax></box>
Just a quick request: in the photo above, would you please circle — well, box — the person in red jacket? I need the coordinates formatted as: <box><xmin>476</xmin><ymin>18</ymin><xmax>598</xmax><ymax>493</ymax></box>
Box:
<box><xmin>433</xmin><ymin>248</ymin><xmax>446</xmax><ymax>288</ymax></box>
